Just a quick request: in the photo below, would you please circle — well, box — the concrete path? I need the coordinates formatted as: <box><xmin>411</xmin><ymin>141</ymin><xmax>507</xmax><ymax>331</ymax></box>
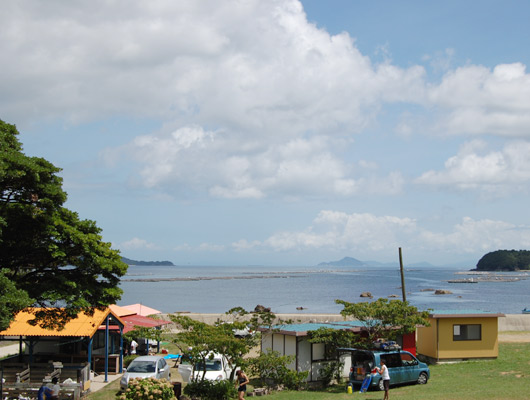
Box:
<box><xmin>0</xmin><ymin>343</ymin><xmax>20</xmax><ymax>359</ymax></box>
<box><xmin>90</xmin><ymin>373</ymin><xmax>123</xmax><ymax>392</ymax></box>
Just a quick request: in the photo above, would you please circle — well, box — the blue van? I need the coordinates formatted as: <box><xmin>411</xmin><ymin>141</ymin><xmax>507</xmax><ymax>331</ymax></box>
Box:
<box><xmin>340</xmin><ymin>348</ymin><xmax>430</xmax><ymax>391</ymax></box>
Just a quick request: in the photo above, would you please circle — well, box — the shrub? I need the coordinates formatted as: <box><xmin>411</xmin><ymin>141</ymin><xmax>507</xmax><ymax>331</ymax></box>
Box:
<box><xmin>281</xmin><ymin>369</ymin><xmax>308</xmax><ymax>390</ymax></box>
<box><xmin>116</xmin><ymin>377</ymin><xmax>176</xmax><ymax>400</ymax></box>
<box><xmin>318</xmin><ymin>360</ymin><xmax>344</xmax><ymax>387</ymax></box>
<box><xmin>248</xmin><ymin>350</ymin><xmax>307</xmax><ymax>390</ymax></box>
<box><xmin>183</xmin><ymin>379</ymin><xmax>236</xmax><ymax>400</ymax></box>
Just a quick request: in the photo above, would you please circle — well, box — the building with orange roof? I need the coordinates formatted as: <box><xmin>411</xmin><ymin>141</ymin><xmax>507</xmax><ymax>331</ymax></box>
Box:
<box><xmin>0</xmin><ymin>307</ymin><xmax>125</xmax><ymax>383</ymax></box>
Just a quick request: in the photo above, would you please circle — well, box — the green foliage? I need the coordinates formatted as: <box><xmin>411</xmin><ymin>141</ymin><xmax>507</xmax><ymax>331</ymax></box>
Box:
<box><xmin>281</xmin><ymin>369</ymin><xmax>309</xmax><ymax>391</ymax></box>
<box><xmin>171</xmin><ymin>308</ymin><xmax>276</xmax><ymax>381</ymax></box>
<box><xmin>0</xmin><ymin>119</ymin><xmax>128</xmax><ymax>330</ymax></box>
<box><xmin>171</xmin><ymin>315</ymin><xmax>245</xmax><ymax>381</ymax></box>
<box><xmin>123</xmin><ymin>355</ymin><xmax>139</xmax><ymax>369</ymax></box>
<box><xmin>248</xmin><ymin>350</ymin><xmax>307</xmax><ymax>390</ymax></box>
<box><xmin>183</xmin><ymin>378</ymin><xmax>237</xmax><ymax>400</ymax></box>
<box><xmin>335</xmin><ymin>298</ymin><xmax>430</xmax><ymax>346</ymax></box>
<box><xmin>317</xmin><ymin>360</ymin><xmax>344</xmax><ymax>387</ymax></box>
<box><xmin>476</xmin><ymin>249</ymin><xmax>530</xmax><ymax>271</ymax></box>
<box><xmin>116</xmin><ymin>377</ymin><xmax>175</xmax><ymax>400</ymax></box>
<box><xmin>0</xmin><ymin>268</ymin><xmax>33</xmax><ymax>330</ymax></box>
<box><xmin>124</xmin><ymin>326</ymin><xmax>164</xmax><ymax>343</ymax></box>
<box><xmin>307</xmin><ymin>328</ymin><xmax>359</xmax><ymax>357</ymax></box>
<box><xmin>87</xmin><ymin>342</ymin><xmax>530</xmax><ymax>400</ymax></box>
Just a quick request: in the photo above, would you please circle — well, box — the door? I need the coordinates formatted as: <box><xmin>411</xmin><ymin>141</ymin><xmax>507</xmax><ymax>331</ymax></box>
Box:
<box><xmin>399</xmin><ymin>352</ymin><xmax>419</xmax><ymax>383</ymax></box>
<box><xmin>380</xmin><ymin>353</ymin><xmax>404</xmax><ymax>384</ymax></box>
<box><xmin>177</xmin><ymin>360</ymin><xmax>193</xmax><ymax>382</ymax></box>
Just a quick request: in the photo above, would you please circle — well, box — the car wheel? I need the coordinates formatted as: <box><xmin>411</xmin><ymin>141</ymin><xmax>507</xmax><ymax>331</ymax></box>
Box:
<box><xmin>377</xmin><ymin>379</ymin><xmax>385</xmax><ymax>391</ymax></box>
<box><xmin>417</xmin><ymin>372</ymin><xmax>428</xmax><ymax>385</ymax></box>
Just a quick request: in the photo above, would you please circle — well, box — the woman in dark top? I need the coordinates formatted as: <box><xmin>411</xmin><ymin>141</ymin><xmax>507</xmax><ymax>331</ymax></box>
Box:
<box><xmin>235</xmin><ymin>370</ymin><xmax>250</xmax><ymax>400</ymax></box>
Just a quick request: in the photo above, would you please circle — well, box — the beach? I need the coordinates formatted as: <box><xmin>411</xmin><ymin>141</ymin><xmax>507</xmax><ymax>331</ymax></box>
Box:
<box><xmin>161</xmin><ymin>312</ymin><xmax>530</xmax><ymax>336</ymax></box>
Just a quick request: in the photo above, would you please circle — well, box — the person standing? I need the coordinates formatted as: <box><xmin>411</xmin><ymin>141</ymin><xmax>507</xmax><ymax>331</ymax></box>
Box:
<box><xmin>235</xmin><ymin>370</ymin><xmax>249</xmax><ymax>400</ymax></box>
<box><xmin>130</xmin><ymin>339</ymin><xmax>138</xmax><ymax>355</ymax></box>
<box><xmin>376</xmin><ymin>360</ymin><xmax>390</xmax><ymax>400</ymax></box>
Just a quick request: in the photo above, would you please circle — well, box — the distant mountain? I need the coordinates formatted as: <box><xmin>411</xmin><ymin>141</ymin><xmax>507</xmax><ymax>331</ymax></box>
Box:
<box><xmin>318</xmin><ymin>257</ymin><xmax>436</xmax><ymax>269</ymax></box>
<box><xmin>318</xmin><ymin>257</ymin><xmax>365</xmax><ymax>267</ymax></box>
<box><xmin>121</xmin><ymin>257</ymin><xmax>175</xmax><ymax>266</ymax></box>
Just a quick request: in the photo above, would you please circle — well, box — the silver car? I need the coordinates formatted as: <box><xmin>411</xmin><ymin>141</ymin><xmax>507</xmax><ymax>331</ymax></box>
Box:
<box><xmin>120</xmin><ymin>355</ymin><xmax>171</xmax><ymax>390</ymax></box>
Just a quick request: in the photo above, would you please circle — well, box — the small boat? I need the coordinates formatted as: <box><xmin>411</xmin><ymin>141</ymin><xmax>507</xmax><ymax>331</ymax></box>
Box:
<box><xmin>522</xmin><ymin>308</ymin><xmax>530</xmax><ymax>314</ymax></box>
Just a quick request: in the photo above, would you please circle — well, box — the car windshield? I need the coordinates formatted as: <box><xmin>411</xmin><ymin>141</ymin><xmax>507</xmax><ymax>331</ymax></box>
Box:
<box><xmin>195</xmin><ymin>359</ymin><xmax>222</xmax><ymax>371</ymax></box>
<box><xmin>128</xmin><ymin>361</ymin><xmax>156</xmax><ymax>373</ymax></box>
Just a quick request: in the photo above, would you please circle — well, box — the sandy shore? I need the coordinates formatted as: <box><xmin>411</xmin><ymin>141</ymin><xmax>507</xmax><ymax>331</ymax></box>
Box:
<box><xmin>163</xmin><ymin>312</ymin><xmax>530</xmax><ymax>342</ymax></box>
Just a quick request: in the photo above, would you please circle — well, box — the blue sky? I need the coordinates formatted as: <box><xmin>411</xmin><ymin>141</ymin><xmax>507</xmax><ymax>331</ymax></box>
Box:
<box><xmin>2</xmin><ymin>0</ymin><xmax>530</xmax><ymax>267</ymax></box>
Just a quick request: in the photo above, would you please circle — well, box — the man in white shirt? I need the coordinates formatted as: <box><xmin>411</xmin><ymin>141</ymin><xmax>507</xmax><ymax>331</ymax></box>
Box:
<box><xmin>130</xmin><ymin>339</ymin><xmax>138</xmax><ymax>355</ymax></box>
<box><xmin>376</xmin><ymin>360</ymin><xmax>390</xmax><ymax>400</ymax></box>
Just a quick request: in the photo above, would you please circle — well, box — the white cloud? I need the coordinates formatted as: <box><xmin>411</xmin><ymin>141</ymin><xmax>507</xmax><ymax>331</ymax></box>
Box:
<box><xmin>174</xmin><ymin>243</ymin><xmax>225</xmax><ymax>252</ymax></box>
<box><xmin>240</xmin><ymin>211</ymin><xmax>530</xmax><ymax>260</ymax></box>
<box><xmin>4</xmin><ymin>0</ymin><xmax>530</xmax><ymax>203</ymax></box>
<box><xmin>0</xmin><ymin>0</ymin><xmax>424</xmax><ymax>133</ymax></box>
<box><xmin>116</xmin><ymin>126</ymin><xmax>405</xmax><ymax>199</ymax></box>
<box><xmin>429</xmin><ymin>63</ymin><xmax>530</xmax><ymax>136</ymax></box>
<box><xmin>416</xmin><ymin>140</ymin><xmax>530</xmax><ymax>193</ymax></box>
<box><xmin>262</xmin><ymin>211</ymin><xmax>417</xmax><ymax>252</ymax></box>
<box><xmin>417</xmin><ymin>217</ymin><xmax>530</xmax><ymax>254</ymax></box>
<box><xmin>120</xmin><ymin>237</ymin><xmax>160</xmax><ymax>250</ymax></box>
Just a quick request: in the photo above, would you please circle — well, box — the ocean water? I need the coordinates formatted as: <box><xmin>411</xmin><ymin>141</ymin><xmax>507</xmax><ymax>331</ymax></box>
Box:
<box><xmin>117</xmin><ymin>265</ymin><xmax>530</xmax><ymax>315</ymax></box>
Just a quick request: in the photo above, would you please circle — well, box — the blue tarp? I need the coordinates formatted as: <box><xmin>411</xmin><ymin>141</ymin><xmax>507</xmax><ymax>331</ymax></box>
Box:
<box><xmin>163</xmin><ymin>354</ymin><xmax>181</xmax><ymax>359</ymax></box>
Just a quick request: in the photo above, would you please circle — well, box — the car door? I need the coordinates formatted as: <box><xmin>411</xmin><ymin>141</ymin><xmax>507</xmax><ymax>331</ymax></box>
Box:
<box><xmin>399</xmin><ymin>352</ymin><xmax>419</xmax><ymax>383</ymax></box>
<box><xmin>177</xmin><ymin>359</ymin><xmax>193</xmax><ymax>383</ymax></box>
<box><xmin>158</xmin><ymin>358</ymin><xmax>170</xmax><ymax>380</ymax></box>
<box><xmin>380</xmin><ymin>353</ymin><xmax>404</xmax><ymax>384</ymax></box>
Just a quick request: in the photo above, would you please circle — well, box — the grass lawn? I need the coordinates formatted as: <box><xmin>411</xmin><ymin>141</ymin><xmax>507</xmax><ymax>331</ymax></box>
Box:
<box><xmin>86</xmin><ymin>342</ymin><xmax>530</xmax><ymax>400</ymax></box>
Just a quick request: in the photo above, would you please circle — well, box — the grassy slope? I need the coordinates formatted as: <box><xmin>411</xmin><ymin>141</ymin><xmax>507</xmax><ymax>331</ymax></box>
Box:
<box><xmin>87</xmin><ymin>342</ymin><xmax>530</xmax><ymax>400</ymax></box>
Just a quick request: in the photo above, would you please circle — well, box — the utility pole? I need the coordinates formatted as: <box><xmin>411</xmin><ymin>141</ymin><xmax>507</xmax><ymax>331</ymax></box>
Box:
<box><xmin>399</xmin><ymin>247</ymin><xmax>406</xmax><ymax>302</ymax></box>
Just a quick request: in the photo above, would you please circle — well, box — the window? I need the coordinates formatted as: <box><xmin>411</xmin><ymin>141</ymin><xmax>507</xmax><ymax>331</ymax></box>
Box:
<box><xmin>400</xmin><ymin>352</ymin><xmax>417</xmax><ymax>366</ymax></box>
<box><xmin>380</xmin><ymin>353</ymin><xmax>402</xmax><ymax>368</ymax></box>
<box><xmin>312</xmin><ymin>343</ymin><xmax>325</xmax><ymax>361</ymax></box>
<box><xmin>453</xmin><ymin>324</ymin><xmax>481</xmax><ymax>341</ymax></box>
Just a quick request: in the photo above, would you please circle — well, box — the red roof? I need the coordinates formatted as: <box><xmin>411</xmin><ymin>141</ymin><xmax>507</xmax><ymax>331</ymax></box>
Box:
<box><xmin>121</xmin><ymin>314</ymin><xmax>170</xmax><ymax>334</ymax></box>
<box><xmin>121</xmin><ymin>304</ymin><xmax>161</xmax><ymax>317</ymax></box>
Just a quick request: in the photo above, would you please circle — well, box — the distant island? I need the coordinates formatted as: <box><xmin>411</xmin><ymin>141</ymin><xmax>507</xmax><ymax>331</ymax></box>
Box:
<box><xmin>476</xmin><ymin>250</ymin><xmax>530</xmax><ymax>271</ymax></box>
<box><xmin>318</xmin><ymin>256</ymin><xmax>434</xmax><ymax>269</ymax></box>
<box><xmin>318</xmin><ymin>256</ymin><xmax>365</xmax><ymax>267</ymax></box>
<box><xmin>121</xmin><ymin>257</ymin><xmax>175</xmax><ymax>266</ymax></box>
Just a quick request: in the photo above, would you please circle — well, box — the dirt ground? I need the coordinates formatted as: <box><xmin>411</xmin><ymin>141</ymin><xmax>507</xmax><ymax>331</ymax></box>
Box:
<box><xmin>498</xmin><ymin>331</ymin><xmax>530</xmax><ymax>342</ymax></box>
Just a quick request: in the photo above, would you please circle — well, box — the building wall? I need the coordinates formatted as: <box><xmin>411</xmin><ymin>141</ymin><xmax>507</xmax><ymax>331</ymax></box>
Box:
<box><xmin>416</xmin><ymin>318</ymin><xmax>438</xmax><ymax>358</ymax></box>
<box><xmin>272</xmin><ymin>333</ymin><xmax>284</xmax><ymax>353</ymax></box>
<box><xmin>417</xmin><ymin>316</ymin><xmax>499</xmax><ymax>360</ymax></box>
<box><xmin>261</xmin><ymin>332</ymin><xmax>272</xmax><ymax>353</ymax></box>
<box><xmin>260</xmin><ymin>333</ymin><xmax>336</xmax><ymax>382</ymax></box>
<box><xmin>297</xmin><ymin>338</ymin><xmax>311</xmax><ymax>374</ymax></box>
<box><xmin>437</xmin><ymin>317</ymin><xmax>498</xmax><ymax>359</ymax></box>
<box><xmin>285</xmin><ymin>335</ymin><xmax>296</xmax><ymax>370</ymax></box>
<box><xmin>401</xmin><ymin>332</ymin><xmax>417</xmax><ymax>356</ymax></box>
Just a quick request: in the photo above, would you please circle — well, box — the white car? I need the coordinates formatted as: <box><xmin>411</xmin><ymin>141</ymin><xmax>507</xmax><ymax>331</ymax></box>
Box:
<box><xmin>120</xmin><ymin>355</ymin><xmax>171</xmax><ymax>390</ymax></box>
<box><xmin>178</xmin><ymin>353</ymin><xmax>235</xmax><ymax>382</ymax></box>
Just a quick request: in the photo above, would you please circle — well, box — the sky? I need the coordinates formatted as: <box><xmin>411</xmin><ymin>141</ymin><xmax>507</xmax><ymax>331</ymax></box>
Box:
<box><xmin>2</xmin><ymin>0</ymin><xmax>530</xmax><ymax>267</ymax></box>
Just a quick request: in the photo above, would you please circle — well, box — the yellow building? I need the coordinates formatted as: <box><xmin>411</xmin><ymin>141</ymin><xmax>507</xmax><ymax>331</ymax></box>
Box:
<box><xmin>416</xmin><ymin>310</ymin><xmax>504</xmax><ymax>363</ymax></box>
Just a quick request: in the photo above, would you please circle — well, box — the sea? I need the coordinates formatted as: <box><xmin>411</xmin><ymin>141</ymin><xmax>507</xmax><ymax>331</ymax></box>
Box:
<box><xmin>117</xmin><ymin>264</ymin><xmax>530</xmax><ymax>315</ymax></box>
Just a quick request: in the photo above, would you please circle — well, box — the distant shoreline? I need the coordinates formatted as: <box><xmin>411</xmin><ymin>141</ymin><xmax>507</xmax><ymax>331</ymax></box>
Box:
<box><xmin>122</xmin><ymin>274</ymin><xmax>306</xmax><ymax>282</ymax></box>
<box><xmin>160</xmin><ymin>312</ymin><xmax>530</xmax><ymax>332</ymax></box>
